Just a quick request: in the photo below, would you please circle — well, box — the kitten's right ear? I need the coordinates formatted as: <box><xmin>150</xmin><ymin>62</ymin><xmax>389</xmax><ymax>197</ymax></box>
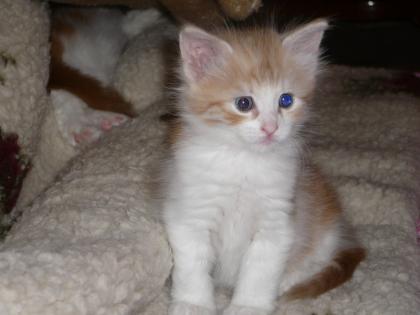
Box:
<box><xmin>282</xmin><ymin>19</ymin><xmax>328</xmax><ymax>76</ymax></box>
<box><xmin>179</xmin><ymin>26</ymin><xmax>232</xmax><ymax>82</ymax></box>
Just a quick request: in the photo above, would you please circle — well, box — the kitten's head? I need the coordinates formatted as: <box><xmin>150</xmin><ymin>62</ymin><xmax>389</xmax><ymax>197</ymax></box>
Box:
<box><xmin>177</xmin><ymin>20</ymin><xmax>327</xmax><ymax>151</ymax></box>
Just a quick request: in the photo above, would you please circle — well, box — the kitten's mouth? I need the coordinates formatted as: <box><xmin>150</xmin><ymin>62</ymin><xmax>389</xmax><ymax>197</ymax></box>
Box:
<box><xmin>260</xmin><ymin>135</ymin><xmax>274</xmax><ymax>145</ymax></box>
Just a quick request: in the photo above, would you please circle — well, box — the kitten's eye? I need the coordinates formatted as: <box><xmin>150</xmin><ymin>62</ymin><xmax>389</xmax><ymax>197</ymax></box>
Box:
<box><xmin>279</xmin><ymin>93</ymin><xmax>294</xmax><ymax>108</ymax></box>
<box><xmin>235</xmin><ymin>96</ymin><xmax>254</xmax><ymax>112</ymax></box>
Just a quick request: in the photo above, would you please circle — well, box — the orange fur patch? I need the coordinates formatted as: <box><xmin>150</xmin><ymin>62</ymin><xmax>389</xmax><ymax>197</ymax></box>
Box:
<box><xmin>285</xmin><ymin>165</ymin><xmax>343</xmax><ymax>270</ymax></box>
<box><xmin>283</xmin><ymin>165</ymin><xmax>365</xmax><ymax>300</ymax></box>
<box><xmin>310</xmin><ymin>166</ymin><xmax>342</xmax><ymax>227</ymax></box>
<box><xmin>284</xmin><ymin>247</ymin><xmax>366</xmax><ymax>300</ymax></box>
<box><xmin>184</xmin><ymin>28</ymin><xmax>315</xmax><ymax>127</ymax></box>
<box><xmin>49</xmin><ymin>9</ymin><xmax>135</xmax><ymax>117</ymax></box>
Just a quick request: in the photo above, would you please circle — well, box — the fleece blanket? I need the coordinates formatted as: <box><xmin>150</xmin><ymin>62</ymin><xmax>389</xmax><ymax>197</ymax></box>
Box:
<box><xmin>0</xmin><ymin>1</ymin><xmax>419</xmax><ymax>314</ymax></box>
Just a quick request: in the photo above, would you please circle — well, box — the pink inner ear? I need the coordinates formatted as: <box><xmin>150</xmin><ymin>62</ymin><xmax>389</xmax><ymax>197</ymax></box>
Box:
<box><xmin>188</xmin><ymin>41</ymin><xmax>215</xmax><ymax>80</ymax></box>
<box><xmin>282</xmin><ymin>20</ymin><xmax>328</xmax><ymax>74</ymax></box>
<box><xmin>180</xmin><ymin>27</ymin><xmax>232</xmax><ymax>82</ymax></box>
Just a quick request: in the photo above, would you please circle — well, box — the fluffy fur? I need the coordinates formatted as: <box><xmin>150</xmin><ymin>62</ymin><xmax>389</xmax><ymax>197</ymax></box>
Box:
<box><xmin>49</xmin><ymin>6</ymin><xmax>161</xmax><ymax>145</ymax></box>
<box><xmin>163</xmin><ymin>22</ymin><xmax>365</xmax><ymax>315</ymax></box>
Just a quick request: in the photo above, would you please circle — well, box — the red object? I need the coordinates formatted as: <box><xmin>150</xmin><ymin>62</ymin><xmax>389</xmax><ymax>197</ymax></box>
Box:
<box><xmin>0</xmin><ymin>129</ymin><xmax>30</xmax><ymax>214</ymax></box>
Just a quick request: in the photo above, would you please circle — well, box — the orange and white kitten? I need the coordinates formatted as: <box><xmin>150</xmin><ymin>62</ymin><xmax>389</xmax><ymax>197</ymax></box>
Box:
<box><xmin>163</xmin><ymin>21</ymin><xmax>365</xmax><ymax>315</ymax></box>
<box><xmin>49</xmin><ymin>6</ymin><xmax>160</xmax><ymax>145</ymax></box>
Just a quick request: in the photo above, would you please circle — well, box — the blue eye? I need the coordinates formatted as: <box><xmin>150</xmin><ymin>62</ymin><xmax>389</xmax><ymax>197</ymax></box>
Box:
<box><xmin>235</xmin><ymin>96</ymin><xmax>254</xmax><ymax>112</ymax></box>
<box><xmin>279</xmin><ymin>93</ymin><xmax>294</xmax><ymax>108</ymax></box>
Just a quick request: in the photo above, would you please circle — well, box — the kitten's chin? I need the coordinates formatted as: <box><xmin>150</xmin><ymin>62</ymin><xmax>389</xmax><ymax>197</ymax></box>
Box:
<box><xmin>236</xmin><ymin>132</ymin><xmax>291</xmax><ymax>153</ymax></box>
<box><xmin>245</xmin><ymin>134</ymin><xmax>294</xmax><ymax>153</ymax></box>
<box><xmin>249</xmin><ymin>139</ymin><xmax>279</xmax><ymax>153</ymax></box>
<box><xmin>261</xmin><ymin>137</ymin><xmax>274</xmax><ymax>146</ymax></box>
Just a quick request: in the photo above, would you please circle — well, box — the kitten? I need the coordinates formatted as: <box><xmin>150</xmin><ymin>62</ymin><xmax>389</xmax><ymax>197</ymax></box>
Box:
<box><xmin>163</xmin><ymin>21</ymin><xmax>366</xmax><ymax>315</ymax></box>
<box><xmin>49</xmin><ymin>6</ymin><xmax>161</xmax><ymax>145</ymax></box>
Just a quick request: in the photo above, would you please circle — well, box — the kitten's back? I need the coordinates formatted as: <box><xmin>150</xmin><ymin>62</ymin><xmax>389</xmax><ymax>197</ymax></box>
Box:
<box><xmin>49</xmin><ymin>6</ymin><xmax>135</xmax><ymax>116</ymax></box>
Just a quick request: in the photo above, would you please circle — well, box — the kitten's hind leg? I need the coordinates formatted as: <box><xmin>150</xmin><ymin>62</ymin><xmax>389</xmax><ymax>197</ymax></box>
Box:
<box><xmin>51</xmin><ymin>90</ymin><xmax>129</xmax><ymax>146</ymax></box>
<box><xmin>71</xmin><ymin>112</ymin><xmax>127</xmax><ymax>145</ymax></box>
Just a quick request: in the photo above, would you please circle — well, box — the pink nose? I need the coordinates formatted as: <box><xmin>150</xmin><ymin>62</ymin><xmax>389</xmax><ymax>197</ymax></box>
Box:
<box><xmin>261</xmin><ymin>123</ymin><xmax>278</xmax><ymax>136</ymax></box>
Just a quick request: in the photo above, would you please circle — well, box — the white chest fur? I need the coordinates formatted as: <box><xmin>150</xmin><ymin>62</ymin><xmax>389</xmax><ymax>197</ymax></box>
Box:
<box><xmin>165</xmin><ymin>139</ymin><xmax>298</xmax><ymax>288</ymax></box>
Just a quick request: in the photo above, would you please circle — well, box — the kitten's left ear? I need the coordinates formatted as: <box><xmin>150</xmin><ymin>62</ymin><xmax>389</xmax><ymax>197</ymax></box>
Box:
<box><xmin>179</xmin><ymin>25</ymin><xmax>233</xmax><ymax>82</ymax></box>
<box><xmin>282</xmin><ymin>19</ymin><xmax>328</xmax><ymax>75</ymax></box>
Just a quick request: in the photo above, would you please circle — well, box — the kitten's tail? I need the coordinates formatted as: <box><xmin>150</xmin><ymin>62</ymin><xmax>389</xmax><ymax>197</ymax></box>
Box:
<box><xmin>283</xmin><ymin>247</ymin><xmax>366</xmax><ymax>301</ymax></box>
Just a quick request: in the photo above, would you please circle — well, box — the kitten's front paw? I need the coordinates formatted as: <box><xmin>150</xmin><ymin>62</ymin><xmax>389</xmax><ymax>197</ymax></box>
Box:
<box><xmin>169</xmin><ymin>301</ymin><xmax>216</xmax><ymax>315</ymax></box>
<box><xmin>223</xmin><ymin>305</ymin><xmax>270</xmax><ymax>315</ymax></box>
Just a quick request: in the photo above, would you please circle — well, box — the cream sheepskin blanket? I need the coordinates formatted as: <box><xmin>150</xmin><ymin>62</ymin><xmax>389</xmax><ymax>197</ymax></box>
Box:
<box><xmin>0</xmin><ymin>1</ymin><xmax>419</xmax><ymax>314</ymax></box>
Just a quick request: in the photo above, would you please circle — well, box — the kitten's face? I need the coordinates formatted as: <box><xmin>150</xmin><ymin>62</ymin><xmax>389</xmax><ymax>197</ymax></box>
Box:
<box><xmin>179</xmin><ymin>22</ymin><xmax>327</xmax><ymax>150</ymax></box>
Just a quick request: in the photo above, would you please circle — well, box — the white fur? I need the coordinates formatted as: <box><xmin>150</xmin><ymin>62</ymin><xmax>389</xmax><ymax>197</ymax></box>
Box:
<box><xmin>122</xmin><ymin>9</ymin><xmax>162</xmax><ymax>38</ymax></box>
<box><xmin>61</xmin><ymin>8</ymin><xmax>161</xmax><ymax>85</ymax></box>
<box><xmin>51</xmin><ymin>8</ymin><xmax>161</xmax><ymax>145</ymax></box>
<box><xmin>164</xmin><ymin>133</ymin><xmax>299</xmax><ymax>313</ymax></box>
<box><xmin>163</xmin><ymin>111</ymin><xmax>348</xmax><ymax>314</ymax></box>
<box><xmin>50</xmin><ymin>90</ymin><xmax>128</xmax><ymax>146</ymax></box>
<box><xmin>233</xmin><ymin>84</ymin><xmax>304</xmax><ymax>147</ymax></box>
<box><xmin>278</xmin><ymin>225</ymin><xmax>340</xmax><ymax>296</ymax></box>
<box><xmin>163</xmin><ymin>83</ymin><xmax>304</xmax><ymax>313</ymax></box>
<box><xmin>164</xmin><ymin>24</ymin><xmax>335</xmax><ymax>315</ymax></box>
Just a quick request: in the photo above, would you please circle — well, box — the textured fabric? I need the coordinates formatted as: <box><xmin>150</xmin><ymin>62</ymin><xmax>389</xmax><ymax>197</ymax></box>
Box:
<box><xmin>0</xmin><ymin>0</ymin><xmax>74</xmax><ymax>210</ymax></box>
<box><xmin>0</xmin><ymin>0</ymin><xmax>50</xmax><ymax>156</ymax></box>
<box><xmin>0</xmin><ymin>105</ymin><xmax>173</xmax><ymax>315</ymax></box>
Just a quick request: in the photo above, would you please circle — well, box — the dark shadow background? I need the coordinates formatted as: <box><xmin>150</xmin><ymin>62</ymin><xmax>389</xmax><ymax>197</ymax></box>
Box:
<box><xmin>243</xmin><ymin>0</ymin><xmax>420</xmax><ymax>71</ymax></box>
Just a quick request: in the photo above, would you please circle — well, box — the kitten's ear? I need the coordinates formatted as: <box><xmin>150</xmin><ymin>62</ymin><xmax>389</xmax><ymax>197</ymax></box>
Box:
<box><xmin>179</xmin><ymin>25</ymin><xmax>232</xmax><ymax>82</ymax></box>
<box><xmin>282</xmin><ymin>19</ymin><xmax>328</xmax><ymax>74</ymax></box>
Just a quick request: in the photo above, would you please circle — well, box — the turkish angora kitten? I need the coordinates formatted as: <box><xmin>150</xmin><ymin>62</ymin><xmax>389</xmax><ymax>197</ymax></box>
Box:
<box><xmin>49</xmin><ymin>6</ymin><xmax>160</xmax><ymax>146</ymax></box>
<box><xmin>163</xmin><ymin>20</ymin><xmax>366</xmax><ymax>315</ymax></box>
